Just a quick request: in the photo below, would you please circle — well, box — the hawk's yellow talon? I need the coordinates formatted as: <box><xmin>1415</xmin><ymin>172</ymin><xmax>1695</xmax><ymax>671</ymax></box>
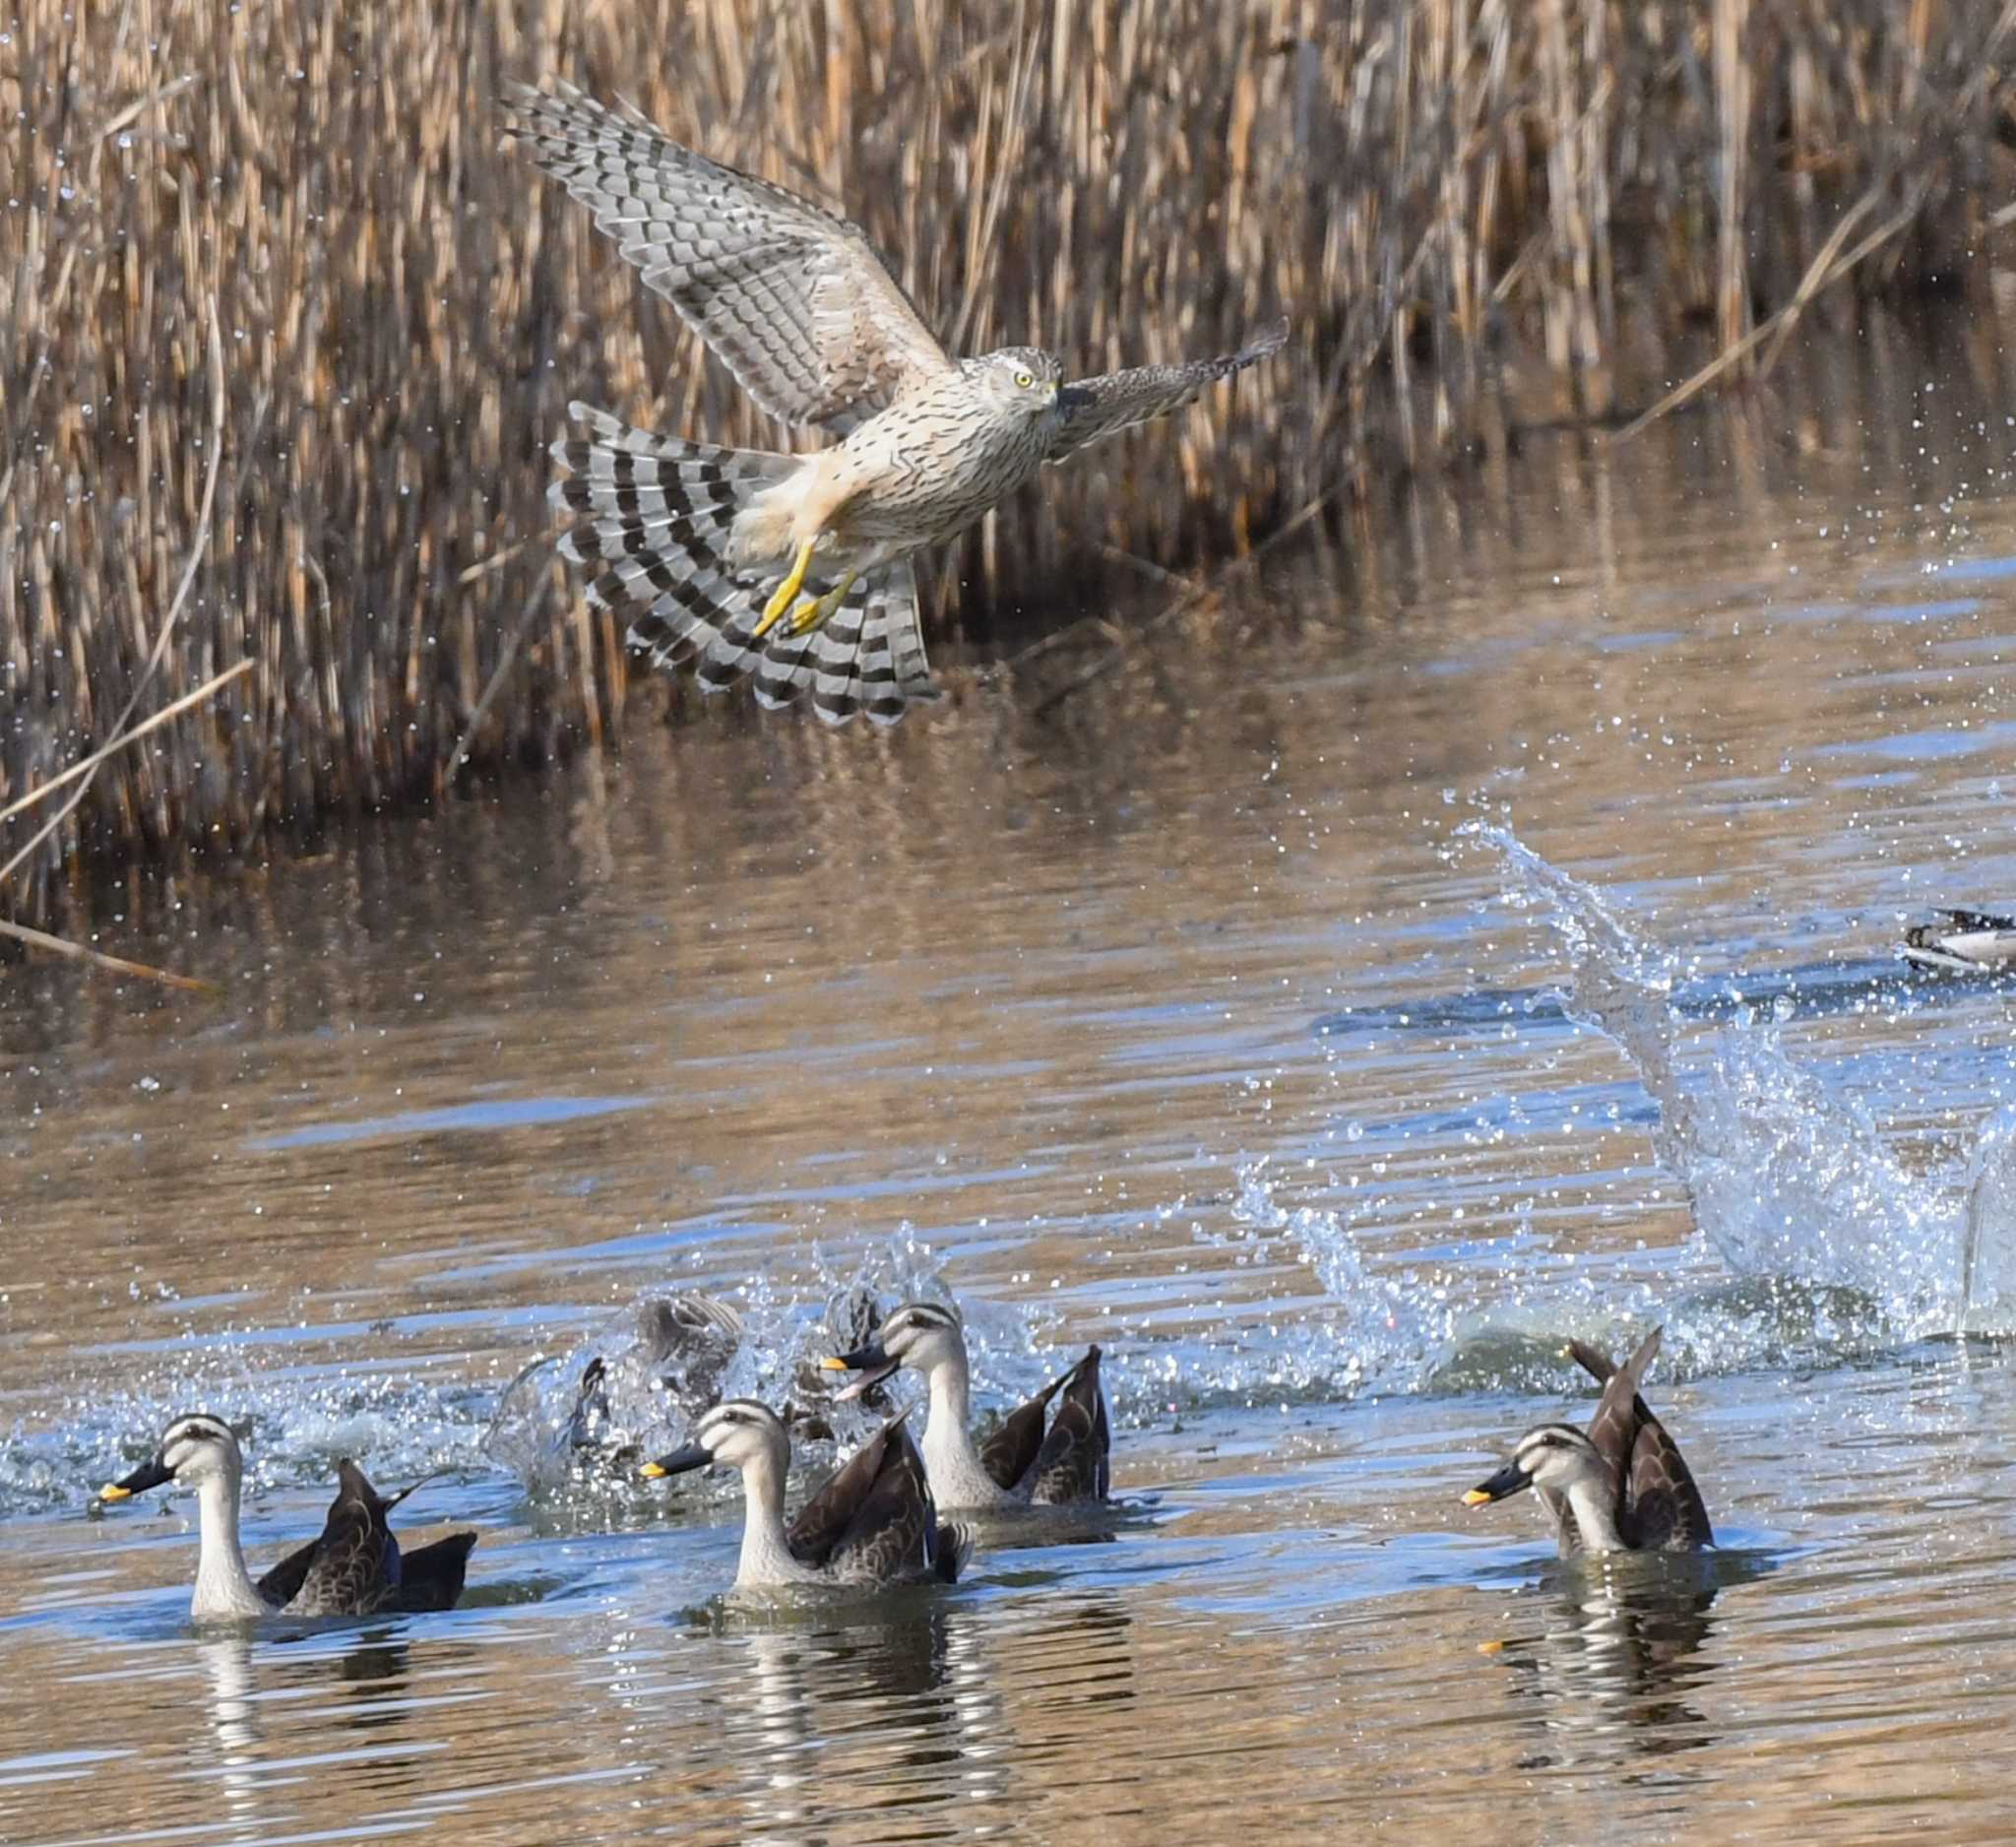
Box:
<box><xmin>753</xmin><ymin>536</ymin><xmax>819</xmax><ymax>639</ymax></box>
<box><xmin>786</xmin><ymin>569</ymin><xmax>859</xmax><ymax>634</ymax></box>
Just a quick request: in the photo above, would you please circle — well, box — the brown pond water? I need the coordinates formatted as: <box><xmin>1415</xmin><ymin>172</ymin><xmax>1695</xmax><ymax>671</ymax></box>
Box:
<box><xmin>6</xmin><ymin>316</ymin><xmax>2016</xmax><ymax>1845</ymax></box>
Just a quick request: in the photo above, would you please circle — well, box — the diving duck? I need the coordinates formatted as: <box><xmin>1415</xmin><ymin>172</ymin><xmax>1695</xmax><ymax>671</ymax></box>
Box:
<box><xmin>1901</xmin><ymin>909</ymin><xmax>2016</xmax><ymax>976</ymax></box>
<box><xmin>823</xmin><ymin>1300</ymin><xmax>1108</xmax><ymax>1511</ymax></box>
<box><xmin>642</xmin><ymin>1400</ymin><xmax>968</xmax><ymax>1592</ymax></box>
<box><xmin>560</xmin><ymin>1291</ymin><xmax>748</xmax><ymax>1456</ymax></box>
<box><xmin>98</xmin><ymin>1414</ymin><xmax>477</xmax><ymax>1621</ymax></box>
<box><xmin>1463</xmin><ymin>1327</ymin><xmax>1713</xmax><ymax>1556</ymax></box>
<box><xmin>558</xmin><ymin>1287</ymin><xmax>889</xmax><ymax>1464</ymax></box>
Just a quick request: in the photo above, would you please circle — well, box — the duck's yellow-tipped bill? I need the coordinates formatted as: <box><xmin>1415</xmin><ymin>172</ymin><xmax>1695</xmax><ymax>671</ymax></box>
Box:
<box><xmin>100</xmin><ymin>1453</ymin><xmax>173</xmax><ymax>1501</ymax></box>
<box><xmin>641</xmin><ymin>1439</ymin><xmax>710</xmax><ymax>1481</ymax></box>
<box><xmin>1461</xmin><ymin>1488</ymin><xmax>1492</xmax><ymax>1506</ymax></box>
<box><xmin>822</xmin><ymin>1341</ymin><xmax>897</xmax><ymax>1403</ymax></box>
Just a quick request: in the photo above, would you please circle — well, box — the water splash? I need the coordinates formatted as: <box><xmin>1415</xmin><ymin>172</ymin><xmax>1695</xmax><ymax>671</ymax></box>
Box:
<box><xmin>1186</xmin><ymin>1161</ymin><xmax>1676</xmax><ymax>1401</ymax></box>
<box><xmin>1462</xmin><ymin>821</ymin><xmax>1978</xmax><ymax>1335</ymax></box>
<box><xmin>1202</xmin><ymin>827</ymin><xmax>2005</xmax><ymax>1403</ymax></box>
<box><xmin>0</xmin><ymin>1229</ymin><xmax>1079</xmax><ymax>1521</ymax></box>
<box><xmin>1958</xmin><ymin>1103</ymin><xmax>2016</xmax><ymax>1332</ymax></box>
<box><xmin>480</xmin><ymin>1228</ymin><xmax>1047</xmax><ymax>1500</ymax></box>
<box><xmin>1201</xmin><ymin>1162</ymin><xmax>1505</xmax><ymax>1392</ymax></box>
<box><xmin>0</xmin><ymin>1363</ymin><xmax>491</xmax><ymax>1521</ymax></box>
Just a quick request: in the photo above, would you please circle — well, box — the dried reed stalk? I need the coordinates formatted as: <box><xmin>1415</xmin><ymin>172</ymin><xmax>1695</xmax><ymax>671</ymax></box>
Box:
<box><xmin>5</xmin><ymin>0</ymin><xmax>2014</xmax><ymax>924</ymax></box>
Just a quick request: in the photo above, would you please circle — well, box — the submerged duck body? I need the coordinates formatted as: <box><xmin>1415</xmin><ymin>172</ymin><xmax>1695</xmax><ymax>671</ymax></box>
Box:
<box><xmin>554</xmin><ymin>1287</ymin><xmax>890</xmax><ymax>1468</ymax></box>
<box><xmin>643</xmin><ymin>1399</ymin><xmax>969</xmax><ymax>1593</ymax></box>
<box><xmin>1464</xmin><ymin>1328</ymin><xmax>1712</xmax><ymax>1557</ymax></box>
<box><xmin>99</xmin><ymin>1414</ymin><xmax>476</xmax><ymax>1622</ymax></box>
<box><xmin>560</xmin><ymin>1292</ymin><xmax>748</xmax><ymax>1459</ymax></box>
<box><xmin>826</xmin><ymin>1301</ymin><xmax>1109</xmax><ymax>1513</ymax></box>
<box><xmin>1901</xmin><ymin>908</ymin><xmax>2016</xmax><ymax>975</ymax></box>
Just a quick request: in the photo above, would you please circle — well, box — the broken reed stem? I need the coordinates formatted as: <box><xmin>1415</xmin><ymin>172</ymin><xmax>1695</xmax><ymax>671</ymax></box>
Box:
<box><xmin>1616</xmin><ymin>178</ymin><xmax>1931</xmax><ymax>443</ymax></box>
<box><xmin>0</xmin><ymin>659</ymin><xmax>254</xmax><ymax>831</ymax></box>
<box><xmin>0</xmin><ymin>917</ymin><xmax>216</xmax><ymax>992</ymax></box>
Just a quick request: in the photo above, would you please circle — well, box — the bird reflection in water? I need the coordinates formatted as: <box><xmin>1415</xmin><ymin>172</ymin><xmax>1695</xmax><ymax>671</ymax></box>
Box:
<box><xmin>195</xmin><ymin>1634</ymin><xmax>269</xmax><ymax>1840</ymax></box>
<box><xmin>1485</xmin><ymin>1555</ymin><xmax>1738</xmax><ymax>1777</ymax></box>
<box><xmin>188</xmin><ymin>1627</ymin><xmax>465</xmax><ymax>1843</ymax></box>
<box><xmin>718</xmin><ymin>1602</ymin><xmax>1006</xmax><ymax>1845</ymax></box>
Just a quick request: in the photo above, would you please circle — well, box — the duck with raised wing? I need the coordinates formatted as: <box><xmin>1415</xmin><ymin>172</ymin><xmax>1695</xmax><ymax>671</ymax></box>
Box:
<box><xmin>97</xmin><ymin>1415</ymin><xmax>477</xmax><ymax>1621</ymax></box>
<box><xmin>823</xmin><ymin>1301</ymin><xmax>1108</xmax><ymax>1512</ymax></box>
<box><xmin>642</xmin><ymin>1400</ymin><xmax>968</xmax><ymax>1593</ymax></box>
<box><xmin>1463</xmin><ymin>1328</ymin><xmax>1713</xmax><ymax>1556</ymax></box>
<box><xmin>1901</xmin><ymin>908</ymin><xmax>2016</xmax><ymax>975</ymax></box>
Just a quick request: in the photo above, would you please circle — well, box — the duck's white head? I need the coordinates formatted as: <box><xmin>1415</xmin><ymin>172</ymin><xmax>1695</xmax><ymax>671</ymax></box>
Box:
<box><xmin>822</xmin><ymin>1300</ymin><xmax>966</xmax><ymax>1401</ymax></box>
<box><xmin>1463</xmin><ymin>1423</ymin><xmax>1607</xmax><ymax>1507</ymax></box>
<box><xmin>641</xmin><ymin>1399</ymin><xmax>788</xmax><ymax>1481</ymax></box>
<box><xmin>99</xmin><ymin>1414</ymin><xmax>244</xmax><ymax>1503</ymax></box>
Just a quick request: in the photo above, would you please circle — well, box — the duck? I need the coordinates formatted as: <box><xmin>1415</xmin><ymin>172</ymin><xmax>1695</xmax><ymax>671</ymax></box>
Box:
<box><xmin>1901</xmin><ymin>908</ymin><xmax>2016</xmax><ymax>975</ymax></box>
<box><xmin>560</xmin><ymin>1291</ymin><xmax>748</xmax><ymax>1456</ymax></box>
<box><xmin>1463</xmin><ymin>1327</ymin><xmax>1713</xmax><ymax>1556</ymax></box>
<box><xmin>557</xmin><ymin>1287</ymin><xmax>890</xmax><ymax>1465</ymax></box>
<box><xmin>642</xmin><ymin>1399</ymin><xmax>969</xmax><ymax>1592</ymax></box>
<box><xmin>821</xmin><ymin>1301</ymin><xmax>1109</xmax><ymax>1512</ymax></box>
<box><xmin>97</xmin><ymin>1414</ymin><xmax>477</xmax><ymax>1621</ymax></box>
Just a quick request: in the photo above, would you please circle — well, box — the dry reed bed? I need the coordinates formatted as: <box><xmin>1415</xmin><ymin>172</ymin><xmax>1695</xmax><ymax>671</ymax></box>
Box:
<box><xmin>4</xmin><ymin>0</ymin><xmax>2015</xmax><ymax>926</ymax></box>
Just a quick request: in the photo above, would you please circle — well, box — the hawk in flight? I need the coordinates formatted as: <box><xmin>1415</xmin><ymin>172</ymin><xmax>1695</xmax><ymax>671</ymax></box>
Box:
<box><xmin>507</xmin><ymin>83</ymin><xmax>1286</xmax><ymax>726</ymax></box>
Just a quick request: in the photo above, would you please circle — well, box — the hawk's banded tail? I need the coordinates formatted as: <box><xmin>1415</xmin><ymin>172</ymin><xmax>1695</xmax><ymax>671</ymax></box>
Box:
<box><xmin>550</xmin><ymin>405</ymin><xmax>940</xmax><ymax>727</ymax></box>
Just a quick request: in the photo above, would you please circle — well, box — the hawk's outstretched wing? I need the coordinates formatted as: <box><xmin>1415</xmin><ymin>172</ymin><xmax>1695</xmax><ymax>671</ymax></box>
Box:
<box><xmin>1049</xmin><ymin>320</ymin><xmax>1287</xmax><ymax>462</ymax></box>
<box><xmin>505</xmin><ymin>82</ymin><xmax>955</xmax><ymax>432</ymax></box>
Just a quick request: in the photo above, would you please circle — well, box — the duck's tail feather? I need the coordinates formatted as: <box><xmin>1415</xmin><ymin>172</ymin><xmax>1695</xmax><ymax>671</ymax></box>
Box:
<box><xmin>380</xmin><ymin>1464</ymin><xmax>454</xmax><ymax>1513</ymax></box>
<box><xmin>390</xmin><ymin>1531</ymin><xmax>478</xmax><ymax>1612</ymax></box>
<box><xmin>1566</xmin><ymin>1338</ymin><xmax>1615</xmax><ymax>1385</ymax></box>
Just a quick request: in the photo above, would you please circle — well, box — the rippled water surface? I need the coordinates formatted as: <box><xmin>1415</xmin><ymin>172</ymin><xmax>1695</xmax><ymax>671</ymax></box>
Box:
<box><xmin>9</xmin><ymin>340</ymin><xmax>2016</xmax><ymax>1844</ymax></box>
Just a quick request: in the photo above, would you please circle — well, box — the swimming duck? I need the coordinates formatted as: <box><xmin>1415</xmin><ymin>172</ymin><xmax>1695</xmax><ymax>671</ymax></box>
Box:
<box><xmin>1463</xmin><ymin>1328</ymin><xmax>1712</xmax><ymax>1556</ymax></box>
<box><xmin>822</xmin><ymin>1301</ymin><xmax>1109</xmax><ymax>1511</ymax></box>
<box><xmin>1901</xmin><ymin>909</ymin><xmax>2016</xmax><ymax>975</ymax></box>
<box><xmin>97</xmin><ymin>1414</ymin><xmax>477</xmax><ymax>1621</ymax></box>
<box><xmin>642</xmin><ymin>1399</ymin><xmax>969</xmax><ymax>1592</ymax></box>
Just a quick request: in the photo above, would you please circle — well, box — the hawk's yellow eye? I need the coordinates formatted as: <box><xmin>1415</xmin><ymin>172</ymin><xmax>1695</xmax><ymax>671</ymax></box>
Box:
<box><xmin>1014</xmin><ymin>369</ymin><xmax>1034</xmax><ymax>390</ymax></box>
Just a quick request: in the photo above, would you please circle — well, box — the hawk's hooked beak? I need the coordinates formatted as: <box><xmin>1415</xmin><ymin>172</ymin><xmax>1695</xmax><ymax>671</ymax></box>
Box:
<box><xmin>640</xmin><ymin>1440</ymin><xmax>712</xmax><ymax>1481</ymax></box>
<box><xmin>821</xmin><ymin>1341</ymin><xmax>901</xmax><ymax>1404</ymax></box>
<box><xmin>1463</xmin><ymin>1461</ymin><xmax>1534</xmax><ymax>1507</ymax></box>
<box><xmin>98</xmin><ymin>1452</ymin><xmax>174</xmax><ymax>1503</ymax></box>
<box><xmin>1056</xmin><ymin>383</ymin><xmax>1095</xmax><ymax>415</ymax></box>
